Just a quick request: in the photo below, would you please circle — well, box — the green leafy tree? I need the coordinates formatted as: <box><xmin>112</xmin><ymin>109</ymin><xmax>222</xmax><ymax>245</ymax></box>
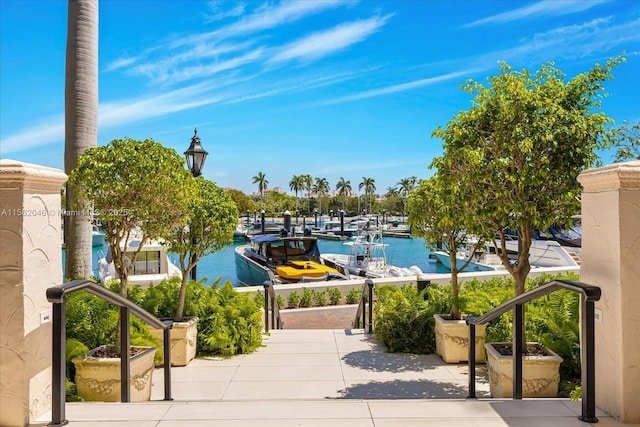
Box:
<box><xmin>226</xmin><ymin>188</ymin><xmax>258</xmax><ymax>215</ymax></box>
<box><xmin>610</xmin><ymin>120</ymin><xmax>640</xmax><ymax>162</ymax></box>
<box><xmin>252</xmin><ymin>171</ymin><xmax>268</xmax><ymax>210</ymax></box>
<box><xmin>432</xmin><ymin>57</ymin><xmax>624</xmax><ymax>296</ymax></box>
<box><xmin>408</xmin><ymin>176</ymin><xmax>485</xmax><ymax>319</ymax></box>
<box><xmin>64</xmin><ymin>0</ymin><xmax>98</xmax><ymax>279</ymax></box>
<box><xmin>167</xmin><ymin>177</ymin><xmax>239</xmax><ymax>321</ymax></box>
<box><xmin>68</xmin><ymin>137</ymin><xmax>195</xmax><ymax>297</ymax></box>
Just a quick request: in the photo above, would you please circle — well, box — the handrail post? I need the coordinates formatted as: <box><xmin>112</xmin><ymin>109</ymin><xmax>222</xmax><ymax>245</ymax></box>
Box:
<box><xmin>580</xmin><ymin>297</ymin><xmax>598</xmax><ymax>423</ymax></box>
<box><xmin>163</xmin><ymin>323</ymin><xmax>173</xmax><ymax>401</ymax></box>
<box><xmin>263</xmin><ymin>283</ymin><xmax>270</xmax><ymax>333</ymax></box>
<box><xmin>367</xmin><ymin>279</ymin><xmax>374</xmax><ymax>333</ymax></box>
<box><xmin>467</xmin><ymin>320</ymin><xmax>476</xmax><ymax>399</ymax></box>
<box><xmin>120</xmin><ymin>306</ymin><xmax>131</xmax><ymax>403</ymax></box>
<box><xmin>513</xmin><ymin>303</ymin><xmax>523</xmax><ymax>400</ymax></box>
<box><xmin>50</xmin><ymin>300</ymin><xmax>66</xmax><ymax>427</ymax></box>
<box><xmin>270</xmin><ymin>287</ymin><xmax>276</xmax><ymax>328</ymax></box>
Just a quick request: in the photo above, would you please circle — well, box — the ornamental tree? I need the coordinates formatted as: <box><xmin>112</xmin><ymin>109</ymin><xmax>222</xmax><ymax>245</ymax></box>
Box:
<box><xmin>68</xmin><ymin>137</ymin><xmax>195</xmax><ymax>297</ymax></box>
<box><xmin>166</xmin><ymin>177</ymin><xmax>239</xmax><ymax>321</ymax></box>
<box><xmin>432</xmin><ymin>57</ymin><xmax>624</xmax><ymax>296</ymax></box>
<box><xmin>408</xmin><ymin>175</ymin><xmax>485</xmax><ymax>320</ymax></box>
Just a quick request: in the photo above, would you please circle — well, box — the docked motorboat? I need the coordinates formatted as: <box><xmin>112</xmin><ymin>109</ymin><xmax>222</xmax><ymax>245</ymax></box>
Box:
<box><xmin>316</xmin><ymin>220</ymin><xmax>359</xmax><ymax>237</ymax></box>
<box><xmin>98</xmin><ymin>235</ymin><xmax>181</xmax><ymax>287</ymax></box>
<box><xmin>234</xmin><ymin>233</ymin><xmax>349</xmax><ymax>286</ymax></box>
<box><xmin>431</xmin><ymin>242</ymin><xmax>506</xmax><ymax>272</ymax></box>
<box><xmin>321</xmin><ymin>230</ymin><xmax>424</xmax><ymax>278</ymax></box>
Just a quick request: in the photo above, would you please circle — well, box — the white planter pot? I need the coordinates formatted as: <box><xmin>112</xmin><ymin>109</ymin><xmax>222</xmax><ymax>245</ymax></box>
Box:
<box><xmin>485</xmin><ymin>342</ymin><xmax>563</xmax><ymax>398</ymax></box>
<box><xmin>434</xmin><ymin>314</ymin><xmax>486</xmax><ymax>363</ymax></box>
<box><xmin>150</xmin><ymin>317</ymin><xmax>198</xmax><ymax>367</ymax></box>
<box><xmin>72</xmin><ymin>345</ymin><xmax>156</xmax><ymax>402</ymax></box>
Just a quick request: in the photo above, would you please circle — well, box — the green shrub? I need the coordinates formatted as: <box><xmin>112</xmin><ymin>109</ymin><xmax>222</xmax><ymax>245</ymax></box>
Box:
<box><xmin>253</xmin><ymin>291</ymin><xmax>265</xmax><ymax>308</ymax></box>
<box><xmin>299</xmin><ymin>288</ymin><xmax>313</xmax><ymax>308</ymax></box>
<box><xmin>346</xmin><ymin>288</ymin><xmax>360</xmax><ymax>304</ymax></box>
<box><xmin>327</xmin><ymin>288</ymin><xmax>342</xmax><ymax>305</ymax></box>
<box><xmin>287</xmin><ymin>291</ymin><xmax>301</xmax><ymax>308</ymax></box>
<box><xmin>276</xmin><ymin>295</ymin><xmax>284</xmax><ymax>309</ymax></box>
<box><xmin>312</xmin><ymin>290</ymin><xmax>327</xmax><ymax>307</ymax></box>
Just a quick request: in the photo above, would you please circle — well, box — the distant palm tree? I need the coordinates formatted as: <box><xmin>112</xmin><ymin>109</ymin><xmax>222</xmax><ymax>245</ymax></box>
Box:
<box><xmin>386</xmin><ymin>186</ymin><xmax>399</xmax><ymax>198</ymax></box>
<box><xmin>64</xmin><ymin>0</ymin><xmax>98</xmax><ymax>279</ymax></box>
<box><xmin>302</xmin><ymin>174</ymin><xmax>313</xmax><ymax>212</ymax></box>
<box><xmin>397</xmin><ymin>176</ymin><xmax>417</xmax><ymax>220</ymax></box>
<box><xmin>313</xmin><ymin>177</ymin><xmax>330</xmax><ymax>215</ymax></box>
<box><xmin>252</xmin><ymin>171</ymin><xmax>268</xmax><ymax>210</ymax></box>
<box><xmin>335</xmin><ymin>177</ymin><xmax>352</xmax><ymax>211</ymax></box>
<box><xmin>359</xmin><ymin>177</ymin><xmax>376</xmax><ymax>214</ymax></box>
<box><xmin>289</xmin><ymin>175</ymin><xmax>305</xmax><ymax>219</ymax></box>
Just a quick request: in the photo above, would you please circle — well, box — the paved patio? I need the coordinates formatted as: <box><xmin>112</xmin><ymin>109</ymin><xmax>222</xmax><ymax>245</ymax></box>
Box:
<box><xmin>49</xmin><ymin>328</ymin><xmax>630</xmax><ymax>426</ymax></box>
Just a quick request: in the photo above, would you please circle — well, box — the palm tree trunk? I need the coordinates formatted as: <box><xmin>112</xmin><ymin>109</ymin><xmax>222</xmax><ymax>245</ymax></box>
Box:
<box><xmin>64</xmin><ymin>0</ymin><xmax>98</xmax><ymax>279</ymax></box>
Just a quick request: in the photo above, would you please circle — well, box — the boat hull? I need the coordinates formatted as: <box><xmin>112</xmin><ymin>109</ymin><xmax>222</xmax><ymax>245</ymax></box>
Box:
<box><xmin>431</xmin><ymin>251</ymin><xmax>501</xmax><ymax>272</ymax></box>
<box><xmin>234</xmin><ymin>245</ymin><xmax>274</xmax><ymax>286</ymax></box>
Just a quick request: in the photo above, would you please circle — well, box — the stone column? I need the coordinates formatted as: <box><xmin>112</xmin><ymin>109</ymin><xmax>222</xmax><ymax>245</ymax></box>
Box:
<box><xmin>577</xmin><ymin>160</ymin><xmax>640</xmax><ymax>424</ymax></box>
<box><xmin>0</xmin><ymin>160</ymin><xmax>67</xmax><ymax>427</ymax></box>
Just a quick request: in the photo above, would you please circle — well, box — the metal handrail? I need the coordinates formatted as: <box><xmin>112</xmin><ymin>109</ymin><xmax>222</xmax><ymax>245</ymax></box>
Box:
<box><xmin>46</xmin><ymin>279</ymin><xmax>173</xmax><ymax>427</ymax></box>
<box><xmin>466</xmin><ymin>279</ymin><xmax>601</xmax><ymax>424</ymax></box>
<box><xmin>352</xmin><ymin>279</ymin><xmax>374</xmax><ymax>333</ymax></box>
<box><xmin>263</xmin><ymin>281</ymin><xmax>283</xmax><ymax>331</ymax></box>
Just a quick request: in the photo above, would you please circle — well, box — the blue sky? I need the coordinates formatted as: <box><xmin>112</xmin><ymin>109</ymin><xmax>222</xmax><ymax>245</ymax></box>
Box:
<box><xmin>1</xmin><ymin>0</ymin><xmax>639</xmax><ymax>195</ymax></box>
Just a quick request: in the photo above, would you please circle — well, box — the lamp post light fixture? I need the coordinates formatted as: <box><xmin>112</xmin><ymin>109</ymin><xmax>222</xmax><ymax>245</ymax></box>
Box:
<box><xmin>184</xmin><ymin>128</ymin><xmax>208</xmax><ymax>178</ymax></box>
<box><xmin>184</xmin><ymin>128</ymin><xmax>208</xmax><ymax>281</ymax></box>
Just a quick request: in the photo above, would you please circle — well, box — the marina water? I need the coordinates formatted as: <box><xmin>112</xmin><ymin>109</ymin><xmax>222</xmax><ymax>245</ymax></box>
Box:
<box><xmin>77</xmin><ymin>237</ymin><xmax>449</xmax><ymax>287</ymax></box>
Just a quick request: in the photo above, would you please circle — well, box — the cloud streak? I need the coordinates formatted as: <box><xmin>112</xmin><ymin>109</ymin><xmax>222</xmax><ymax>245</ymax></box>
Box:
<box><xmin>462</xmin><ymin>0</ymin><xmax>608</xmax><ymax>28</ymax></box>
<box><xmin>269</xmin><ymin>14</ymin><xmax>392</xmax><ymax>64</ymax></box>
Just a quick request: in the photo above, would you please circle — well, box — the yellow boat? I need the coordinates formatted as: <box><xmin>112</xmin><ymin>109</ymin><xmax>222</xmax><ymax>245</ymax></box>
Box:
<box><xmin>275</xmin><ymin>260</ymin><xmax>341</xmax><ymax>282</ymax></box>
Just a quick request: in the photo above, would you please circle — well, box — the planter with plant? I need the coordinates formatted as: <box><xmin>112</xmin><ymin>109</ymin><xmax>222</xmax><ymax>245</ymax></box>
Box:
<box><xmin>154</xmin><ymin>176</ymin><xmax>238</xmax><ymax>365</ymax></box>
<box><xmin>67</xmin><ymin>137</ymin><xmax>194</xmax><ymax>400</ymax></box>
<box><xmin>408</xmin><ymin>176</ymin><xmax>488</xmax><ymax>363</ymax></box>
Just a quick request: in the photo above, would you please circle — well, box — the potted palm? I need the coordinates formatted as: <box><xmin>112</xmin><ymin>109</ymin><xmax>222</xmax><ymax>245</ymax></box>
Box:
<box><xmin>153</xmin><ymin>176</ymin><xmax>238</xmax><ymax>366</ymax></box>
<box><xmin>407</xmin><ymin>176</ymin><xmax>487</xmax><ymax>363</ymax></box>
<box><xmin>67</xmin><ymin>137</ymin><xmax>194</xmax><ymax>400</ymax></box>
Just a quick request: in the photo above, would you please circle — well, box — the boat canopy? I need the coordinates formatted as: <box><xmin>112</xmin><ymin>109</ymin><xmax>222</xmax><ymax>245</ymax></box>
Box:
<box><xmin>251</xmin><ymin>234</ymin><xmax>282</xmax><ymax>243</ymax></box>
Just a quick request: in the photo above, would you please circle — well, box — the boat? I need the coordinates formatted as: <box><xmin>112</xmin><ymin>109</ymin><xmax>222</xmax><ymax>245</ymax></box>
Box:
<box><xmin>234</xmin><ymin>232</ymin><xmax>350</xmax><ymax>286</ymax></box>
<box><xmin>432</xmin><ymin>232</ymin><xmax>580</xmax><ymax>273</ymax></box>
<box><xmin>321</xmin><ymin>230</ymin><xmax>424</xmax><ymax>278</ymax></box>
<box><xmin>315</xmin><ymin>220</ymin><xmax>359</xmax><ymax>237</ymax></box>
<box><xmin>97</xmin><ymin>233</ymin><xmax>182</xmax><ymax>287</ymax></box>
<box><xmin>92</xmin><ymin>225</ymin><xmax>106</xmax><ymax>247</ymax></box>
<box><xmin>431</xmin><ymin>242</ymin><xmax>506</xmax><ymax>272</ymax></box>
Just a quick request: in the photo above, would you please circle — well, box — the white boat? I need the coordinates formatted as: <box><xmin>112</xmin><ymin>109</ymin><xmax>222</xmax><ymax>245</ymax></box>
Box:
<box><xmin>320</xmin><ymin>230</ymin><xmax>424</xmax><ymax>278</ymax></box>
<box><xmin>316</xmin><ymin>220</ymin><xmax>360</xmax><ymax>237</ymax></box>
<box><xmin>98</xmin><ymin>233</ymin><xmax>181</xmax><ymax>287</ymax></box>
<box><xmin>433</xmin><ymin>235</ymin><xmax>580</xmax><ymax>273</ymax></box>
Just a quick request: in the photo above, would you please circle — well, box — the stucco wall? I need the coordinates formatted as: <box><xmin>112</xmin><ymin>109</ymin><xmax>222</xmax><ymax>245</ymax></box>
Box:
<box><xmin>0</xmin><ymin>160</ymin><xmax>67</xmax><ymax>427</ymax></box>
<box><xmin>578</xmin><ymin>160</ymin><xmax>640</xmax><ymax>424</ymax></box>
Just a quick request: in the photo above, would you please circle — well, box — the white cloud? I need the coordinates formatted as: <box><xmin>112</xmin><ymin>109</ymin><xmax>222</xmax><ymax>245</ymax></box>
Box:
<box><xmin>270</xmin><ymin>14</ymin><xmax>392</xmax><ymax>64</ymax></box>
<box><xmin>462</xmin><ymin>0</ymin><xmax>608</xmax><ymax>28</ymax></box>
<box><xmin>317</xmin><ymin>69</ymin><xmax>479</xmax><ymax>106</ymax></box>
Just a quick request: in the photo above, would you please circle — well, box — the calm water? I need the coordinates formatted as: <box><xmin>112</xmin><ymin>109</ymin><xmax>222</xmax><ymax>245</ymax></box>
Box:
<box><xmin>83</xmin><ymin>236</ymin><xmax>449</xmax><ymax>287</ymax></box>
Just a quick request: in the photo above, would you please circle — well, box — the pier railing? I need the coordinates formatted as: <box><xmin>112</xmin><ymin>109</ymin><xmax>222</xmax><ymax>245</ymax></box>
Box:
<box><xmin>353</xmin><ymin>278</ymin><xmax>375</xmax><ymax>333</ymax></box>
<box><xmin>263</xmin><ymin>280</ymin><xmax>283</xmax><ymax>331</ymax></box>
<box><xmin>46</xmin><ymin>279</ymin><xmax>173</xmax><ymax>427</ymax></box>
<box><xmin>466</xmin><ymin>279</ymin><xmax>601</xmax><ymax>423</ymax></box>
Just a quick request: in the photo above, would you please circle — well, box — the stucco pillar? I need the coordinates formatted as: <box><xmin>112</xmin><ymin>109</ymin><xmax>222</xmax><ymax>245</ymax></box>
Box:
<box><xmin>0</xmin><ymin>160</ymin><xmax>67</xmax><ymax>427</ymax></box>
<box><xmin>577</xmin><ymin>160</ymin><xmax>640</xmax><ymax>424</ymax></box>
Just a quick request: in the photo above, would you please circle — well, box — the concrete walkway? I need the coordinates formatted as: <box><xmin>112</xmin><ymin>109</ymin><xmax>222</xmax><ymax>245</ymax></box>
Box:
<box><xmin>54</xmin><ymin>329</ymin><xmax>628</xmax><ymax>426</ymax></box>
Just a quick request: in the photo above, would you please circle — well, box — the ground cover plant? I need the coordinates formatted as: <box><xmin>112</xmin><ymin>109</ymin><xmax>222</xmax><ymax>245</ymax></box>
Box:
<box><xmin>373</xmin><ymin>272</ymin><xmax>582</xmax><ymax>396</ymax></box>
<box><xmin>63</xmin><ymin>278</ymin><xmax>263</xmax><ymax>400</ymax></box>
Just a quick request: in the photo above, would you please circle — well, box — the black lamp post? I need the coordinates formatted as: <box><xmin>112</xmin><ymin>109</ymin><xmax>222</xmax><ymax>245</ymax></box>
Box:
<box><xmin>184</xmin><ymin>128</ymin><xmax>208</xmax><ymax>178</ymax></box>
<box><xmin>184</xmin><ymin>128</ymin><xmax>208</xmax><ymax>280</ymax></box>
